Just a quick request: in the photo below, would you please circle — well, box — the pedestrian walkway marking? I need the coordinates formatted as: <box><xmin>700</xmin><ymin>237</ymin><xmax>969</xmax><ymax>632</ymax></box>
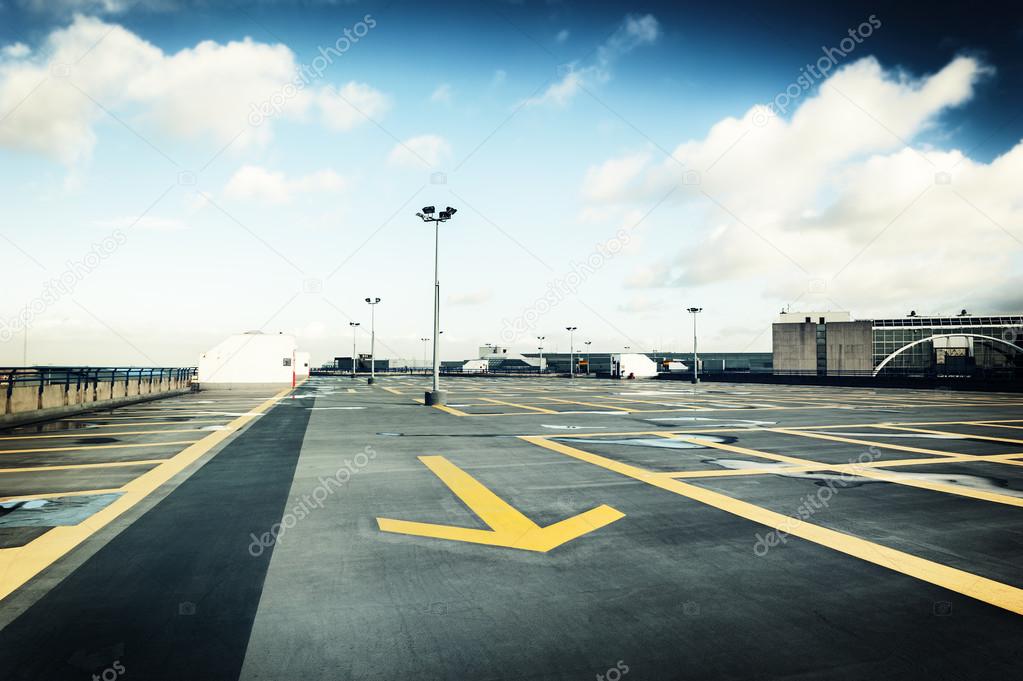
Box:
<box><xmin>377</xmin><ymin>455</ymin><xmax>624</xmax><ymax>553</ymax></box>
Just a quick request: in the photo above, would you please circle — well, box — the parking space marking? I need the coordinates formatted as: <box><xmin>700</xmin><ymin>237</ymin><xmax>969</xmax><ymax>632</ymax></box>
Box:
<box><xmin>770</xmin><ymin>428</ymin><xmax>968</xmax><ymax>458</ymax></box>
<box><xmin>479</xmin><ymin>398</ymin><xmax>558</xmax><ymax>414</ymax></box>
<box><xmin>0</xmin><ymin>440</ymin><xmax>202</xmax><ymax>455</ymax></box>
<box><xmin>0</xmin><ymin>488</ymin><xmax>122</xmax><ymax>503</ymax></box>
<box><xmin>0</xmin><ymin>460</ymin><xmax>165</xmax><ymax>474</ymax></box>
<box><xmin>522</xmin><ymin>435</ymin><xmax>1023</xmax><ymax>616</ymax></box>
<box><xmin>0</xmin><ymin>387</ymin><xmax>291</xmax><ymax>603</ymax></box>
<box><xmin>880</xmin><ymin>425</ymin><xmax>1023</xmax><ymax>445</ymax></box>
<box><xmin>0</xmin><ymin>429</ymin><xmax>207</xmax><ymax>441</ymax></box>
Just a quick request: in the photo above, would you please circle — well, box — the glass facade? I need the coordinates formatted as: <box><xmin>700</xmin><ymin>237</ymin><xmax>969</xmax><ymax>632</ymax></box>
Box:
<box><xmin>872</xmin><ymin>316</ymin><xmax>1023</xmax><ymax>375</ymax></box>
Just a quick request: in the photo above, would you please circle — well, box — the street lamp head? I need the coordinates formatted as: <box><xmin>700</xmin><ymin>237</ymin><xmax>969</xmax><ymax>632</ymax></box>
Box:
<box><xmin>566</xmin><ymin>326</ymin><xmax>577</xmax><ymax>331</ymax></box>
<box><xmin>422</xmin><ymin>206</ymin><xmax>435</xmax><ymax>215</ymax></box>
<box><xmin>438</xmin><ymin>210</ymin><xmax>451</xmax><ymax>220</ymax></box>
<box><xmin>445</xmin><ymin>206</ymin><xmax>457</xmax><ymax>216</ymax></box>
<box><xmin>416</xmin><ymin>212</ymin><xmax>424</xmax><ymax>218</ymax></box>
<box><xmin>687</xmin><ymin>307</ymin><xmax>703</xmax><ymax>313</ymax></box>
<box><xmin>350</xmin><ymin>322</ymin><xmax>360</xmax><ymax>327</ymax></box>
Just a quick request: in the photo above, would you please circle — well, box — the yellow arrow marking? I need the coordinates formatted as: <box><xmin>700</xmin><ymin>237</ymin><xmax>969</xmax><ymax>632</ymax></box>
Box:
<box><xmin>377</xmin><ymin>456</ymin><xmax>623</xmax><ymax>552</ymax></box>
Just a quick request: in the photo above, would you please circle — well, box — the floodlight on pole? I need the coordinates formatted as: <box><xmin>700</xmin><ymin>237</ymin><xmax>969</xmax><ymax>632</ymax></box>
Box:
<box><xmin>420</xmin><ymin>337</ymin><xmax>430</xmax><ymax>372</ymax></box>
<box><xmin>537</xmin><ymin>336</ymin><xmax>545</xmax><ymax>375</ymax></box>
<box><xmin>349</xmin><ymin>321</ymin><xmax>360</xmax><ymax>378</ymax></box>
<box><xmin>416</xmin><ymin>205</ymin><xmax>457</xmax><ymax>405</ymax></box>
<box><xmin>686</xmin><ymin>307</ymin><xmax>702</xmax><ymax>384</ymax></box>
<box><xmin>565</xmin><ymin>326</ymin><xmax>578</xmax><ymax>378</ymax></box>
<box><xmin>365</xmin><ymin>298</ymin><xmax>381</xmax><ymax>384</ymax></box>
<box><xmin>584</xmin><ymin>340</ymin><xmax>592</xmax><ymax>375</ymax></box>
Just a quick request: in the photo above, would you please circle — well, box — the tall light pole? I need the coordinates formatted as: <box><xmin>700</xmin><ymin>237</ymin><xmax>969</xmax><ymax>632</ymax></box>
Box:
<box><xmin>537</xmin><ymin>336</ymin><xmax>545</xmax><ymax>375</ymax></box>
<box><xmin>687</xmin><ymin>307</ymin><xmax>702</xmax><ymax>384</ymax></box>
<box><xmin>365</xmin><ymin>297</ymin><xmax>380</xmax><ymax>384</ymax></box>
<box><xmin>584</xmin><ymin>340</ymin><xmax>592</xmax><ymax>375</ymax></box>
<box><xmin>416</xmin><ymin>205</ymin><xmax>457</xmax><ymax>405</ymax></box>
<box><xmin>349</xmin><ymin>321</ymin><xmax>360</xmax><ymax>378</ymax></box>
<box><xmin>420</xmin><ymin>337</ymin><xmax>430</xmax><ymax>373</ymax></box>
<box><xmin>566</xmin><ymin>326</ymin><xmax>577</xmax><ymax>378</ymax></box>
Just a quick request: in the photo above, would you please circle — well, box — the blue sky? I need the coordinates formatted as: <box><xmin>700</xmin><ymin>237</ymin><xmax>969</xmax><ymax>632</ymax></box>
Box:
<box><xmin>1</xmin><ymin>0</ymin><xmax>1021</xmax><ymax>367</ymax></box>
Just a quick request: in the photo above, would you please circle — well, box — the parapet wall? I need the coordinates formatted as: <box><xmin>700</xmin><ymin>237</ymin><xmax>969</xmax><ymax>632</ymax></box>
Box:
<box><xmin>1</xmin><ymin>368</ymin><xmax>194</xmax><ymax>428</ymax></box>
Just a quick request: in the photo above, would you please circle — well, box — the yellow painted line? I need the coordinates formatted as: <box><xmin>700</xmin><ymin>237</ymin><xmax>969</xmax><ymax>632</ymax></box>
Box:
<box><xmin>0</xmin><ymin>429</ymin><xmax>207</xmax><ymax>441</ymax></box>
<box><xmin>376</xmin><ymin>455</ymin><xmax>623</xmax><ymax>552</ymax></box>
<box><xmin>0</xmin><ymin>488</ymin><xmax>122</xmax><ymax>503</ymax></box>
<box><xmin>770</xmin><ymin>428</ymin><xmax>967</xmax><ymax>459</ymax></box>
<box><xmin>521</xmin><ymin>435</ymin><xmax>1023</xmax><ymax>616</ymax></box>
<box><xmin>479</xmin><ymin>397</ymin><xmax>558</xmax><ymax>414</ymax></box>
<box><xmin>978</xmin><ymin>423</ymin><xmax>1023</xmax><ymax>431</ymax></box>
<box><xmin>880</xmin><ymin>425</ymin><xmax>1023</xmax><ymax>445</ymax></box>
<box><xmin>0</xmin><ymin>440</ymin><xmax>202</xmax><ymax>455</ymax></box>
<box><xmin>0</xmin><ymin>460</ymin><xmax>165</xmax><ymax>474</ymax></box>
<box><xmin>676</xmin><ymin>433</ymin><xmax>1023</xmax><ymax>508</ymax></box>
<box><xmin>431</xmin><ymin>404</ymin><xmax>470</xmax><ymax>417</ymax></box>
<box><xmin>382</xmin><ymin>387</ymin><xmax>404</xmax><ymax>395</ymax></box>
<box><xmin>0</xmin><ymin>387</ymin><xmax>291</xmax><ymax>603</ymax></box>
<box><xmin>541</xmin><ymin>397</ymin><xmax>634</xmax><ymax>412</ymax></box>
<box><xmin>659</xmin><ymin>433</ymin><xmax>819</xmax><ymax>467</ymax></box>
<box><xmin>10</xmin><ymin>420</ymin><xmax>232</xmax><ymax>430</ymax></box>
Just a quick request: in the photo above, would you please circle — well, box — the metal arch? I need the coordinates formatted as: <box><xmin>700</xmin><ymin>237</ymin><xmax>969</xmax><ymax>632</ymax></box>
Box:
<box><xmin>872</xmin><ymin>333</ymin><xmax>1023</xmax><ymax>377</ymax></box>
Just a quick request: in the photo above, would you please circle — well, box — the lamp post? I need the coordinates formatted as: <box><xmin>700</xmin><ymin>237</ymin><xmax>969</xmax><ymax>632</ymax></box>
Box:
<box><xmin>687</xmin><ymin>306</ymin><xmax>702</xmax><ymax>384</ymax></box>
<box><xmin>365</xmin><ymin>297</ymin><xmax>380</xmax><ymax>384</ymax></box>
<box><xmin>537</xmin><ymin>336</ymin><xmax>545</xmax><ymax>375</ymax></box>
<box><xmin>349</xmin><ymin>321</ymin><xmax>360</xmax><ymax>378</ymax></box>
<box><xmin>420</xmin><ymin>337</ymin><xmax>430</xmax><ymax>373</ymax></box>
<box><xmin>416</xmin><ymin>205</ymin><xmax>457</xmax><ymax>405</ymax></box>
<box><xmin>584</xmin><ymin>340</ymin><xmax>592</xmax><ymax>375</ymax></box>
<box><xmin>566</xmin><ymin>326</ymin><xmax>577</xmax><ymax>378</ymax></box>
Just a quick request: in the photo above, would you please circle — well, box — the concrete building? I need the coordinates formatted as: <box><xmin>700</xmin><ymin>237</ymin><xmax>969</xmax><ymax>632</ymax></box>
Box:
<box><xmin>198</xmin><ymin>332</ymin><xmax>299</xmax><ymax>388</ymax></box>
<box><xmin>773</xmin><ymin>311</ymin><xmax>1023</xmax><ymax>377</ymax></box>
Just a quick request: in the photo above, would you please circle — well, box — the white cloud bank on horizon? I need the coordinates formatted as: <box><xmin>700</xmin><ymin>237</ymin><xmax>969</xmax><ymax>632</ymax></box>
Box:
<box><xmin>0</xmin><ymin>16</ymin><xmax>389</xmax><ymax>164</ymax></box>
<box><xmin>582</xmin><ymin>55</ymin><xmax>1023</xmax><ymax>314</ymax></box>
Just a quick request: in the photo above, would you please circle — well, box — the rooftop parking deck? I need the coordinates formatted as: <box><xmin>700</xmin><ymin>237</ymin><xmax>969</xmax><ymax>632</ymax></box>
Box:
<box><xmin>2</xmin><ymin>377</ymin><xmax>1023</xmax><ymax>680</ymax></box>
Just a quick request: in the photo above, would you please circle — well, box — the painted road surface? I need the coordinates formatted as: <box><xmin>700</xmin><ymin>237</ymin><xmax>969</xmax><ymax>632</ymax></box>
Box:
<box><xmin>2</xmin><ymin>377</ymin><xmax>1023</xmax><ymax>680</ymax></box>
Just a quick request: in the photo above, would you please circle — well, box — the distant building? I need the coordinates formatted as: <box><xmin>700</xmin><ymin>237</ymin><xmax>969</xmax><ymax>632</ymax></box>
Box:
<box><xmin>198</xmin><ymin>331</ymin><xmax>300</xmax><ymax>388</ymax></box>
<box><xmin>773</xmin><ymin>311</ymin><xmax>1023</xmax><ymax>376</ymax></box>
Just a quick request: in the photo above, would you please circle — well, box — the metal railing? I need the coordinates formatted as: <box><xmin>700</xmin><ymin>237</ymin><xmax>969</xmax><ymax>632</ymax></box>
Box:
<box><xmin>2</xmin><ymin>366</ymin><xmax>196</xmax><ymax>395</ymax></box>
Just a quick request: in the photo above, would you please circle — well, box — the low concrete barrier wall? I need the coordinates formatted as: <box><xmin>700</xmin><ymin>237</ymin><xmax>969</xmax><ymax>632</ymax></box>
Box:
<box><xmin>1</xmin><ymin>372</ymin><xmax>193</xmax><ymax>428</ymax></box>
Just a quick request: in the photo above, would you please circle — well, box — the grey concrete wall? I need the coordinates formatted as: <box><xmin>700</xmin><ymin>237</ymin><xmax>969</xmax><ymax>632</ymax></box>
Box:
<box><xmin>772</xmin><ymin>322</ymin><xmax>818</xmax><ymax>372</ymax></box>
<box><xmin>1</xmin><ymin>375</ymin><xmax>191</xmax><ymax>428</ymax></box>
<box><xmin>826</xmin><ymin>321</ymin><xmax>874</xmax><ymax>374</ymax></box>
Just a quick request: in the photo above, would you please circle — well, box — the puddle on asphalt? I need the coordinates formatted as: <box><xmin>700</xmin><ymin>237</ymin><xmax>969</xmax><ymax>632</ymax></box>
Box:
<box><xmin>0</xmin><ymin>493</ymin><xmax>123</xmax><ymax>527</ymax></box>
<box><xmin>557</xmin><ymin>435</ymin><xmax>737</xmax><ymax>449</ymax></box>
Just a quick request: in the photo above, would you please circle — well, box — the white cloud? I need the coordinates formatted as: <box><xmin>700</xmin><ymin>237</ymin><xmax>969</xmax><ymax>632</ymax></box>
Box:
<box><xmin>0</xmin><ymin>17</ymin><xmax>388</xmax><ymax>165</ymax></box>
<box><xmin>586</xmin><ymin>55</ymin><xmax>1022</xmax><ymax>313</ymax></box>
<box><xmin>318</xmin><ymin>81</ymin><xmax>391</xmax><ymax>131</ymax></box>
<box><xmin>449</xmin><ymin>290</ymin><xmax>493</xmax><ymax>306</ymax></box>
<box><xmin>387</xmin><ymin>134</ymin><xmax>451</xmax><ymax>169</ymax></box>
<box><xmin>430</xmin><ymin>83</ymin><xmax>452</xmax><ymax>104</ymax></box>
<box><xmin>97</xmin><ymin>215</ymin><xmax>187</xmax><ymax>231</ymax></box>
<box><xmin>1</xmin><ymin>43</ymin><xmax>31</xmax><ymax>58</ymax></box>
<box><xmin>224</xmin><ymin>165</ymin><xmax>346</xmax><ymax>204</ymax></box>
<box><xmin>525</xmin><ymin>14</ymin><xmax>659</xmax><ymax>107</ymax></box>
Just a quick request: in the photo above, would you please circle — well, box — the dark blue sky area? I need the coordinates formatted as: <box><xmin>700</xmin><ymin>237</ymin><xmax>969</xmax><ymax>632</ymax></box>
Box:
<box><xmin>2</xmin><ymin>0</ymin><xmax>1020</xmax><ymax>159</ymax></box>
